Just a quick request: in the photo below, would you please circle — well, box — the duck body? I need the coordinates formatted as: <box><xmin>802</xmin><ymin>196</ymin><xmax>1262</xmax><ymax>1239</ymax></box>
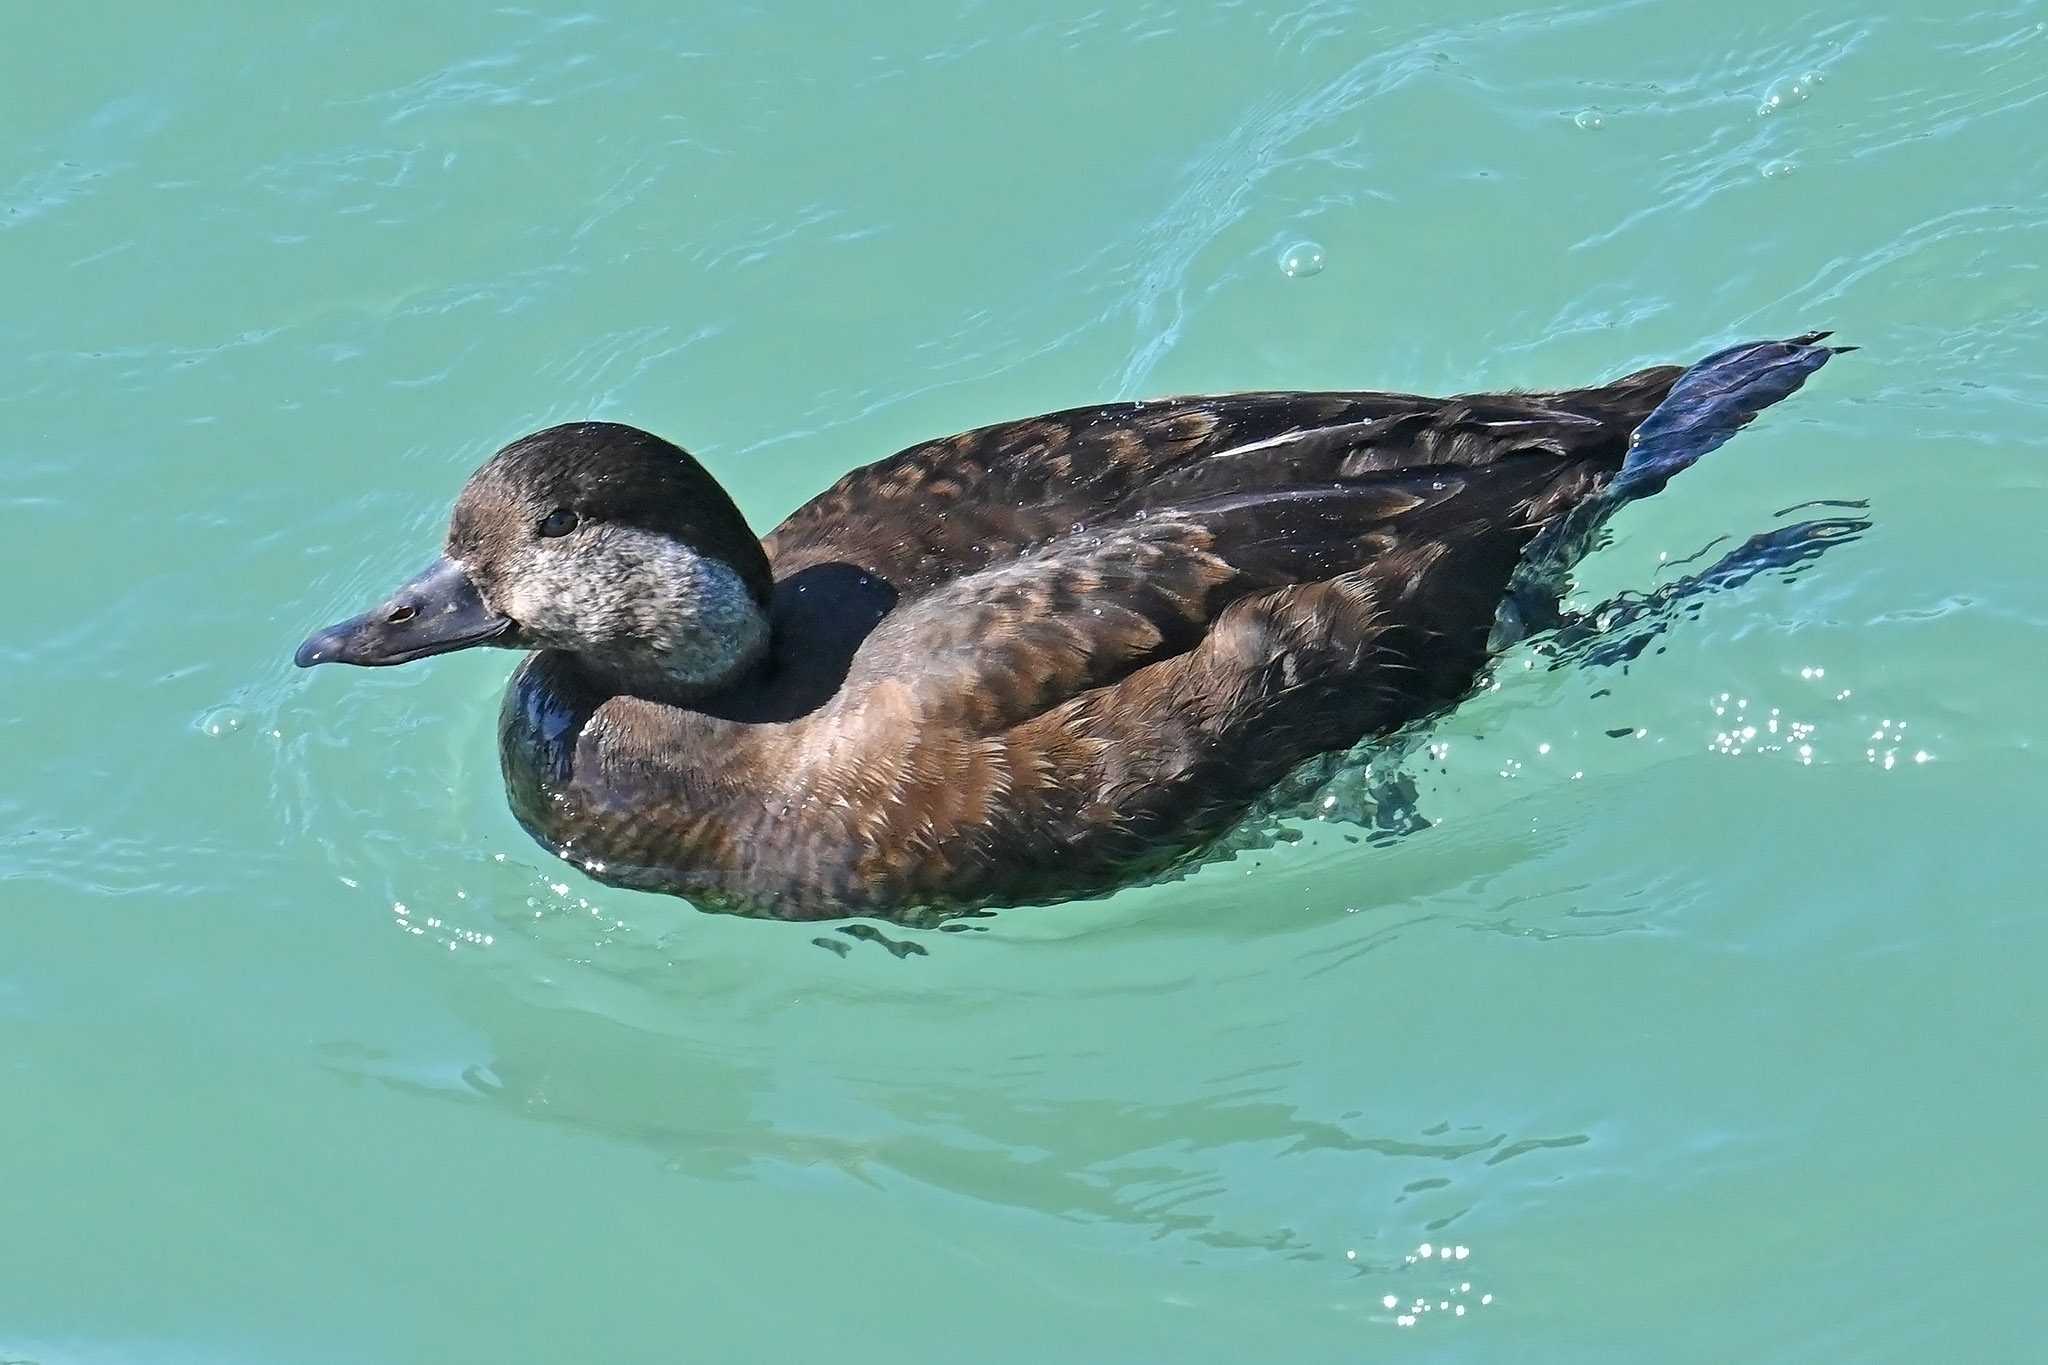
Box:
<box><xmin>298</xmin><ymin>335</ymin><xmax>1845</xmax><ymax>921</ymax></box>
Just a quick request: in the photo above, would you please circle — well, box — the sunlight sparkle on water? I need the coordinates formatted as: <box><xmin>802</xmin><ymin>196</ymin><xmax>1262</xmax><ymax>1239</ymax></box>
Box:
<box><xmin>1384</xmin><ymin>1245</ymin><xmax>1489</xmax><ymax>1332</ymax></box>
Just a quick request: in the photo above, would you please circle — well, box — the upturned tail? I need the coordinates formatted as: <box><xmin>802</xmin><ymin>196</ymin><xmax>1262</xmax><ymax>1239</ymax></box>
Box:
<box><xmin>1493</xmin><ymin>331</ymin><xmax>1852</xmax><ymax>646</ymax></box>
<box><xmin>1611</xmin><ymin>330</ymin><xmax>1852</xmax><ymax>498</ymax></box>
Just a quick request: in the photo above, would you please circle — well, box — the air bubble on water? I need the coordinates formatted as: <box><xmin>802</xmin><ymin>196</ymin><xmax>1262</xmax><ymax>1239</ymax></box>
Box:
<box><xmin>196</xmin><ymin>705</ymin><xmax>247</xmax><ymax>738</ymax></box>
<box><xmin>1279</xmin><ymin>240</ymin><xmax>1326</xmax><ymax>278</ymax></box>
<box><xmin>1573</xmin><ymin>108</ymin><xmax>1604</xmax><ymax>130</ymax></box>
<box><xmin>1759</xmin><ymin>74</ymin><xmax>1816</xmax><ymax>115</ymax></box>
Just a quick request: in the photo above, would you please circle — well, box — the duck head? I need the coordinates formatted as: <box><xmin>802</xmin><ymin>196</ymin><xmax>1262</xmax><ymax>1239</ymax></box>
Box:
<box><xmin>295</xmin><ymin>422</ymin><xmax>774</xmax><ymax>701</ymax></box>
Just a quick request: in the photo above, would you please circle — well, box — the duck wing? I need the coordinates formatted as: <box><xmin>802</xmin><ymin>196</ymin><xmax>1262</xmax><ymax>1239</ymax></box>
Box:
<box><xmin>836</xmin><ymin>453</ymin><xmax>1598</xmax><ymax>736</ymax></box>
<box><xmin>761</xmin><ymin>366</ymin><xmax>1681</xmax><ymax>595</ymax></box>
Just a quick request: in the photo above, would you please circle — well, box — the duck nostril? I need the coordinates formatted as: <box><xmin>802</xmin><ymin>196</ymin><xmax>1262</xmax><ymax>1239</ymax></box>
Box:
<box><xmin>386</xmin><ymin>604</ymin><xmax>418</xmax><ymax>625</ymax></box>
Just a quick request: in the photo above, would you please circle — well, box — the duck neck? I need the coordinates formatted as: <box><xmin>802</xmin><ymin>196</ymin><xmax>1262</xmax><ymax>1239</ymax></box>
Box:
<box><xmin>601</xmin><ymin>617</ymin><xmax>772</xmax><ymax>709</ymax></box>
<box><xmin>553</xmin><ymin>551</ymin><xmax>774</xmax><ymax>707</ymax></box>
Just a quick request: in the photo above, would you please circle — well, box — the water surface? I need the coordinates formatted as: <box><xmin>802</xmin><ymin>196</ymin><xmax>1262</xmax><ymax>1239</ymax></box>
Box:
<box><xmin>4</xmin><ymin>1</ymin><xmax>2045</xmax><ymax>1360</ymax></box>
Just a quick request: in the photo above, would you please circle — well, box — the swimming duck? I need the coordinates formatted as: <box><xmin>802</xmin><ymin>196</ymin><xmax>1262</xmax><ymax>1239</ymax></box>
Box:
<box><xmin>296</xmin><ymin>333</ymin><xmax>1844</xmax><ymax>920</ymax></box>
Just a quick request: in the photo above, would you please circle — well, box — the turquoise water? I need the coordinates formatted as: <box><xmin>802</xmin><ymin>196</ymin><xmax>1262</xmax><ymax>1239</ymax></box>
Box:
<box><xmin>5</xmin><ymin>1</ymin><xmax>2045</xmax><ymax>1359</ymax></box>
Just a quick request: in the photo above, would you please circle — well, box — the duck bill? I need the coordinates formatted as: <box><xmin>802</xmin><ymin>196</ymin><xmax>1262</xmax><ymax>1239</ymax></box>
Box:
<box><xmin>295</xmin><ymin>556</ymin><xmax>513</xmax><ymax>668</ymax></box>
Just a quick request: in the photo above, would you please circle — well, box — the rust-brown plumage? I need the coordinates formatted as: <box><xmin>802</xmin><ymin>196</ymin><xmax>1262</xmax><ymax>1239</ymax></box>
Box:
<box><xmin>300</xmin><ymin>337</ymin><xmax>1846</xmax><ymax>920</ymax></box>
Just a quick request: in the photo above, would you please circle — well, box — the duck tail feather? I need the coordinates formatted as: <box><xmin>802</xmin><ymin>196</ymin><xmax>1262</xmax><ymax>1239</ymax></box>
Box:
<box><xmin>1613</xmin><ymin>332</ymin><xmax>1850</xmax><ymax>498</ymax></box>
<box><xmin>1489</xmin><ymin>333</ymin><xmax>1849</xmax><ymax>649</ymax></box>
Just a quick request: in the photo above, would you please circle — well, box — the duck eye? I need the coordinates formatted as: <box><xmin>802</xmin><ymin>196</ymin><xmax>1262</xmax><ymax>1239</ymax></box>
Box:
<box><xmin>537</xmin><ymin>508</ymin><xmax>579</xmax><ymax>539</ymax></box>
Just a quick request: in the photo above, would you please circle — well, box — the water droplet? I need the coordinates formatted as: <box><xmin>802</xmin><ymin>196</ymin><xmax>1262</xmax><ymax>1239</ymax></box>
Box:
<box><xmin>1759</xmin><ymin>74</ymin><xmax>1815</xmax><ymax>115</ymax></box>
<box><xmin>1278</xmin><ymin>240</ymin><xmax>1326</xmax><ymax>278</ymax></box>
<box><xmin>1573</xmin><ymin>108</ymin><xmax>1604</xmax><ymax>130</ymax></box>
<box><xmin>196</xmin><ymin>705</ymin><xmax>246</xmax><ymax>738</ymax></box>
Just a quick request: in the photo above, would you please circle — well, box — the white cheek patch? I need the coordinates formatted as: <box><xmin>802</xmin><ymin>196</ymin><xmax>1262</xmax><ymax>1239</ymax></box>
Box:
<box><xmin>499</xmin><ymin>528</ymin><xmax>767</xmax><ymax>691</ymax></box>
<box><xmin>494</xmin><ymin>547</ymin><xmax>584</xmax><ymax>637</ymax></box>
